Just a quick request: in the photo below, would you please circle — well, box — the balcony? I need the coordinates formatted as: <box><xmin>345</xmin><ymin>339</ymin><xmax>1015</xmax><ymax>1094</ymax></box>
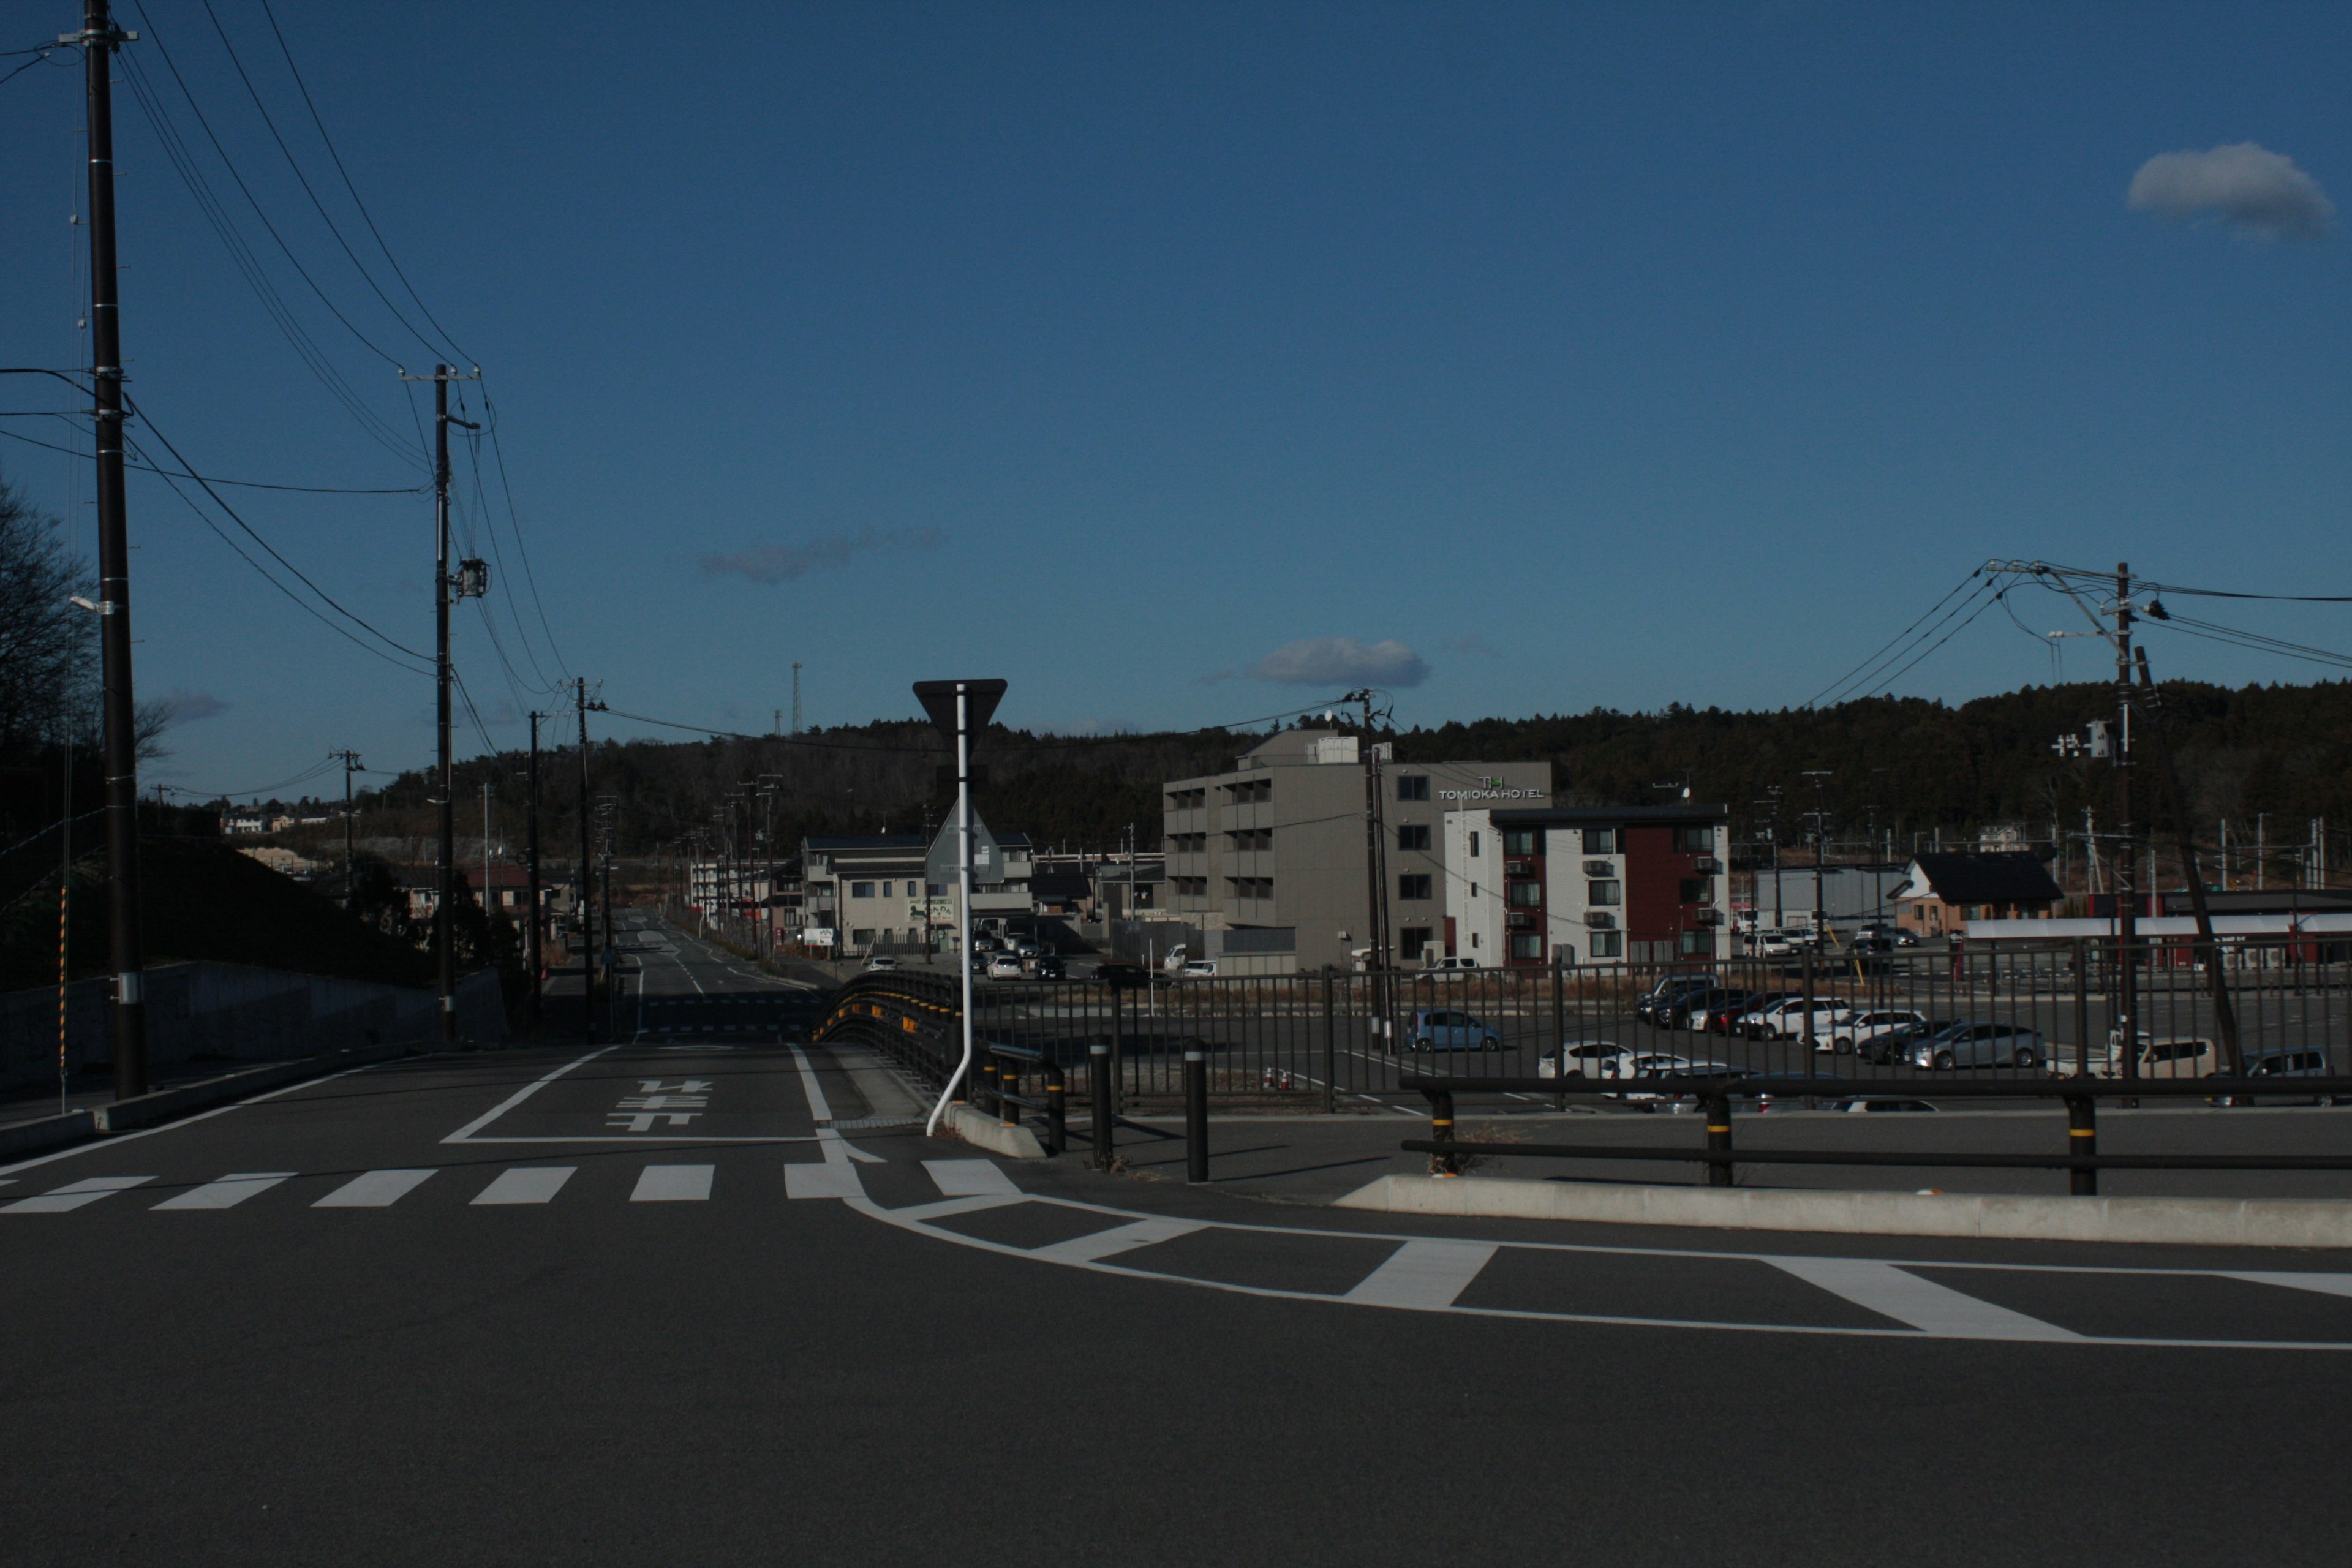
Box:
<box><xmin>1582</xmin><ymin>859</ymin><xmax>1616</xmax><ymax>876</ymax></box>
<box><xmin>1583</xmin><ymin>910</ymin><xmax>1616</xmax><ymax>929</ymax></box>
<box><xmin>1693</xmin><ymin>908</ymin><xmax>1725</xmax><ymax>925</ymax></box>
<box><xmin>1505</xmin><ymin>858</ymin><xmax>1536</xmax><ymax>876</ymax></box>
<box><xmin>1507</xmin><ymin>911</ymin><xmax>1536</xmax><ymax>930</ymax></box>
<box><xmin>1694</xmin><ymin>855</ymin><xmax>1724</xmax><ymax>874</ymax></box>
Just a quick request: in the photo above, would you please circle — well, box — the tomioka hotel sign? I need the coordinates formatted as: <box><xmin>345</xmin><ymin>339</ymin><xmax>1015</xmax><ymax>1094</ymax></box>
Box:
<box><xmin>1437</xmin><ymin>777</ymin><xmax>1551</xmax><ymax>802</ymax></box>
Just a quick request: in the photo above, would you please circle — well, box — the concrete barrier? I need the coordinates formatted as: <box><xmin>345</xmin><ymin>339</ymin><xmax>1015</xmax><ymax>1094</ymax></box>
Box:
<box><xmin>943</xmin><ymin>1102</ymin><xmax>1046</xmax><ymax>1159</ymax></box>
<box><xmin>0</xmin><ymin>1109</ymin><xmax>96</xmax><ymax>1160</ymax></box>
<box><xmin>92</xmin><ymin>1039</ymin><xmax>413</xmax><ymax>1133</ymax></box>
<box><xmin>1335</xmin><ymin>1173</ymin><xmax>2352</xmax><ymax>1248</ymax></box>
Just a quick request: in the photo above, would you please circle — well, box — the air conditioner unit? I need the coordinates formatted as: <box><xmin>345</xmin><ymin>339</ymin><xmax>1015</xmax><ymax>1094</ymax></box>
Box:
<box><xmin>1694</xmin><ymin>856</ymin><xmax>1723</xmax><ymax>874</ymax></box>
<box><xmin>1583</xmin><ymin>911</ymin><xmax>1616</xmax><ymax>929</ymax></box>
<box><xmin>1583</xmin><ymin>859</ymin><xmax>1616</xmax><ymax>876</ymax></box>
<box><xmin>1693</xmin><ymin>908</ymin><xmax>1725</xmax><ymax>926</ymax></box>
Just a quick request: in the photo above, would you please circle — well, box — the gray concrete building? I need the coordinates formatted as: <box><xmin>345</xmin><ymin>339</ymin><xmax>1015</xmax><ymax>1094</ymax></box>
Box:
<box><xmin>1161</xmin><ymin>729</ymin><xmax>1551</xmax><ymax>974</ymax></box>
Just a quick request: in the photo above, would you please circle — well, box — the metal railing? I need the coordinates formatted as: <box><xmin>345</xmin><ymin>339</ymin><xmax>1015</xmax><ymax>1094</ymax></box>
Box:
<box><xmin>1402</xmin><ymin>1071</ymin><xmax>2352</xmax><ymax>1194</ymax></box>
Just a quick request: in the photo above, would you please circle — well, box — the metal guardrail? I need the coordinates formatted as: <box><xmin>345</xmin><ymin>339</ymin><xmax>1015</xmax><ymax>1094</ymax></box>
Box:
<box><xmin>1401</xmin><ymin>1072</ymin><xmax>2352</xmax><ymax>1195</ymax></box>
<box><xmin>983</xmin><ymin>1042</ymin><xmax>1065</xmax><ymax>1156</ymax></box>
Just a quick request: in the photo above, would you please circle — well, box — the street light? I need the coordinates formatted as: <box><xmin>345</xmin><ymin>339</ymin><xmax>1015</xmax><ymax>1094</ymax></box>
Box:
<box><xmin>913</xmin><ymin>678</ymin><xmax>1006</xmax><ymax>1135</ymax></box>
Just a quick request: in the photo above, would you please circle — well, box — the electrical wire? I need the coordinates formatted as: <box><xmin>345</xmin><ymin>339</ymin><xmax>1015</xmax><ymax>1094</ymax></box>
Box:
<box><xmin>0</xmin><ymin>418</ymin><xmax>421</xmax><ymax>492</ymax></box>
<box><xmin>1805</xmin><ymin>571</ymin><xmax>2001</xmax><ymax>709</ymax></box>
<box><xmin>163</xmin><ymin>755</ymin><xmax>342</xmax><ymax>801</ymax></box>
<box><xmin>479</xmin><ymin>390</ymin><xmax>570</xmax><ymax>680</ymax></box>
<box><xmin>127</xmin><ymin>394</ymin><xmax>432</xmax><ymax>664</ymax></box>
<box><xmin>1860</xmin><ymin>585</ymin><xmax>2010</xmax><ymax>696</ymax></box>
<box><xmin>2148</xmin><ymin>612</ymin><xmax>2352</xmax><ymax>672</ymax></box>
<box><xmin>252</xmin><ymin>0</ymin><xmax>473</xmax><ymax>366</ymax></box>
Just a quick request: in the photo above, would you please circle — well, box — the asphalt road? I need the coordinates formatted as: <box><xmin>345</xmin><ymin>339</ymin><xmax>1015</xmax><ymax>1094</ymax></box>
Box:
<box><xmin>9</xmin><ymin>919</ymin><xmax>2352</xmax><ymax>1566</ymax></box>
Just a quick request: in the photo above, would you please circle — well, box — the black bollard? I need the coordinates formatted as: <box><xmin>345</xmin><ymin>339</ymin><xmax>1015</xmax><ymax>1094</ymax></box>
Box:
<box><xmin>1185</xmin><ymin>1049</ymin><xmax>1208</xmax><ymax>1183</ymax></box>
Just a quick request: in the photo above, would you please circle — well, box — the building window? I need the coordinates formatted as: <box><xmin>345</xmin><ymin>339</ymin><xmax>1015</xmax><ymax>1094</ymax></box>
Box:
<box><xmin>1502</xmin><ymin>828</ymin><xmax>1538</xmax><ymax>856</ymax></box>
<box><xmin>1396</xmin><ymin>824</ymin><xmax>1431</xmax><ymax>851</ymax></box>
<box><xmin>1674</xmin><ymin>824</ymin><xmax>1716</xmax><ymax>853</ymax></box>
<box><xmin>1468</xmin><ymin>831</ymin><xmax>1481</xmax><ymax>858</ymax></box>
<box><xmin>928</xmin><ymin>883</ymin><xmax>946</xmax><ymax>897</ymax></box>
<box><xmin>1589</xmin><ymin>930</ymin><xmax>1623</xmax><ymax>959</ymax></box>
<box><xmin>851</xmin><ymin>928</ymin><xmax>875</xmax><ymax>946</ymax></box>
<box><xmin>1679</xmin><ymin>878</ymin><xmax>1713</xmax><ymax>904</ymax></box>
<box><xmin>1507</xmin><ymin>880</ymin><xmax>1544</xmax><ymax>908</ymax></box>
<box><xmin>851</xmin><ymin>881</ymin><xmax>875</xmax><ymax>899</ymax></box>
<box><xmin>1226</xmin><ymin>876</ymin><xmax>1273</xmax><ymax>899</ymax></box>
<box><xmin>1398</xmin><ymin>926</ymin><xmax>1431</xmax><ymax>960</ymax></box>
<box><xmin>1396</xmin><ymin>775</ymin><xmax>1430</xmax><ymax>802</ymax></box>
<box><xmin>1226</xmin><ymin>828</ymin><xmax>1273</xmax><ymax>851</ymax></box>
<box><xmin>1582</xmin><ymin>827</ymin><xmax>1621</xmax><ymax>854</ymax></box>
<box><xmin>1588</xmin><ymin>880</ymin><xmax>1622</xmax><ymax>905</ymax></box>
<box><xmin>1398</xmin><ymin>873</ymin><xmax>1433</xmax><ymax>900</ymax></box>
<box><xmin>1509</xmin><ymin>932</ymin><xmax>1544</xmax><ymax>961</ymax></box>
<box><xmin>1680</xmin><ymin>929</ymin><xmax>1716</xmax><ymax>957</ymax></box>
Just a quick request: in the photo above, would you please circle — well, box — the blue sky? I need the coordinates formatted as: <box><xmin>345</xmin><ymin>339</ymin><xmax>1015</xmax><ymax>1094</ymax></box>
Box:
<box><xmin>2</xmin><ymin>2</ymin><xmax>2348</xmax><ymax>797</ymax></box>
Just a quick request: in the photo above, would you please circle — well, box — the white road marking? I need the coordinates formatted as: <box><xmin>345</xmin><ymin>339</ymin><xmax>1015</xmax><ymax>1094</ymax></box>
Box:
<box><xmin>472</xmin><ymin>1167</ymin><xmax>576</xmax><ymax>1205</ymax></box>
<box><xmin>2225</xmin><ymin>1271</ymin><xmax>2352</xmax><ymax>1300</ymax></box>
<box><xmin>153</xmin><ymin>1172</ymin><xmax>296</xmax><ymax>1211</ymax></box>
<box><xmin>1769</xmin><ymin>1257</ymin><xmax>2084</xmax><ymax>1341</ymax></box>
<box><xmin>630</xmin><ymin>1164</ymin><xmax>714</xmax><ymax>1202</ymax></box>
<box><xmin>889</xmin><ymin>1193</ymin><xmax>1028</xmax><ymax>1224</ymax></box>
<box><xmin>4</xmin><ymin>1174</ymin><xmax>156</xmax><ymax>1213</ymax></box>
<box><xmin>923</xmin><ymin>1158</ymin><xmax>1022</xmax><ymax>1197</ymax></box>
<box><xmin>785</xmin><ymin>1156</ymin><xmax>865</xmax><ymax>1199</ymax></box>
<box><xmin>314</xmin><ymin>1169</ymin><xmax>437</xmax><ymax>1208</ymax></box>
<box><xmin>442</xmin><ymin>1046</ymin><xmax>615</xmax><ymax>1144</ymax></box>
<box><xmin>788</xmin><ymin>1044</ymin><xmax>833</xmax><ymax>1121</ymax></box>
<box><xmin>1031</xmin><ymin>1216</ymin><xmax>1204</xmax><ymax>1264</ymax></box>
<box><xmin>1344</xmin><ymin>1239</ymin><xmax>1499</xmax><ymax>1308</ymax></box>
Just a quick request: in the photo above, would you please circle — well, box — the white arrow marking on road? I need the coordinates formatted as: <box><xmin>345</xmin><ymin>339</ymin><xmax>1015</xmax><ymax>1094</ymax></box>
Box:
<box><xmin>1770</xmin><ymin>1257</ymin><xmax>2084</xmax><ymax>1341</ymax></box>
<box><xmin>153</xmin><ymin>1172</ymin><xmax>296</xmax><ymax>1211</ymax></box>
<box><xmin>1344</xmin><ymin>1239</ymin><xmax>1500</xmax><ymax>1309</ymax></box>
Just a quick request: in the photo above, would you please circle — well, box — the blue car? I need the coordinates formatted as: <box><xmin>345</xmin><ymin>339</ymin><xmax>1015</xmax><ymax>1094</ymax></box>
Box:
<box><xmin>1402</xmin><ymin>1009</ymin><xmax>1502</xmax><ymax>1053</ymax></box>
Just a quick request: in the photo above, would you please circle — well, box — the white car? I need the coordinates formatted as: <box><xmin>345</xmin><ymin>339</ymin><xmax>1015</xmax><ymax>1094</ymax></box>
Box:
<box><xmin>864</xmin><ymin>955</ymin><xmax>899</xmax><ymax>971</ymax></box>
<box><xmin>1537</xmin><ymin>1042</ymin><xmax>1639</xmax><ymax>1080</ymax></box>
<box><xmin>1838</xmin><ymin>1009</ymin><xmax>1928</xmax><ymax>1054</ymax></box>
<box><xmin>1624</xmin><ymin>1057</ymin><xmax>1740</xmax><ymax>1109</ymax></box>
<box><xmin>1736</xmin><ymin>997</ymin><xmax>1811</xmax><ymax>1039</ymax></box>
<box><xmin>987</xmin><ymin>955</ymin><xmax>1025</xmax><ymax>979</ymax></box>
<box><xmin>1424</xmin><ymin>956</ymin><xmax>1483</xmax><ymax>980</ymax></box>
<box><xmin>1179</xmin><ymin>959</ymin><xmax>1217</xmax><ymax>979</ymax></box>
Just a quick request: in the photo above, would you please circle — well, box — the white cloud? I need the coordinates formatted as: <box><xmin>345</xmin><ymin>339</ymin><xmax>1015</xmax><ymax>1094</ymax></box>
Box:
<box><xmin>2128</xmin><ymin>143</ymin><xmax>2334</xmax><ymax>243</ymax></box>
<box><xmin>158</xmin><ymin>689</ymin><xmax>229</xmax><ymax>722</ymax></box>
<box><xmin>700</xmin><ymin>527</ymin><xmax>944</xmax><ymax>584</ymax></box>
<box><xmin>1245</xmin><ymin>636</ymin><xmax>1430</xmax><ymax>688</ymax></box>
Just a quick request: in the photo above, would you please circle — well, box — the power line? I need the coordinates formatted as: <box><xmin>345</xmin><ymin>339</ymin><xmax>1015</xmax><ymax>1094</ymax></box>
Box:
<box><xmin>478</xmin><ymin>387</ymin><xmax>570</xmax><ymax>680</ymax></box>
<box><xmin>1806</xmin><ymin>571</ymin><xmax>2000</xmax><ymax>709</ymax></box>
<box><xmin>0</xmin><ymin>418</ymin><xmax>420</xmax><ymax>492</ymax></box>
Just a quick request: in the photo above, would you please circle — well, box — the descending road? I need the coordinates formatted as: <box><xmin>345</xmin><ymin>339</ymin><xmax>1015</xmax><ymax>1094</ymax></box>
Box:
<box><xmin>6</xmin><ymin>925</ymin><xmax>2352</xmax><ymax>1565</ymax></box>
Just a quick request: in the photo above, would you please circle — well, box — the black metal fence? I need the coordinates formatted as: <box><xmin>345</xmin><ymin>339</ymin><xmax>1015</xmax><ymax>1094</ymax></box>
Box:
<box><xmin>815</xmin><ymin>940</ymin><xmax>2351</xmax><ymax>1112</ymax></box>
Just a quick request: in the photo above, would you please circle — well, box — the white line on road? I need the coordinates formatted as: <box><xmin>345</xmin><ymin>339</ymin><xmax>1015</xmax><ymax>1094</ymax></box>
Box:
<box><xmin>471</xmin><ymin>1167</ymin><xmax>577</xmax><ymax>1205</ymax></box>
<box><xmin>1030</xmin><ymin>1216</ymin><xmax>1204</xmax><ymax>1264</ymax></box>
<box><xmin>788</xmin><ymin>1044</ymin><xmax>832</xmax><ymax>1122</ymax></box>
<box><xmin>153</xmin><ymin>1172</ymin><xmax>296</xmax><ymax>1211</ymax></box>
<box><xmin>314</xmin><ymin>1169</ymin><xmax>437</xmax><ymax>1208</ymax></box>
<box><xmin>2224</xmin><ymin>1271</ymin><xmax>2352</xmax><ymax>1299</ymax></box>
<box><xmin>630</xmin><ymin>1164</ymin><xmax>713</xmax><ymax>1202</ymax></box>
<box><xmin>442</xmin><ymin>1046</ymin><xmax>614</xmax><ymax>1144</ymax></box>
<box><xmin>3</xmin><ymin>1175</ymin><xmax>155</xmax><ymax>1213</ymax></box>
<box><xmin>1343</xmin><ymin>1239</ymin><xmax>1499</xmax><ymax>1309</ymax></box>
<box><xmin>922</xmin><ymin>1158</ymin><xmax>1022</xmax><ymax>1197</ymax></box>
<box><xmin>785</xmin><ymin>1156</ymin><xmax>865</xmax><ymax>1199</ymax></box>
<box><xmin>1768</xmin><ymin>1257</ymin><xmax>2084</xmax><ymax>1341</ymax></box>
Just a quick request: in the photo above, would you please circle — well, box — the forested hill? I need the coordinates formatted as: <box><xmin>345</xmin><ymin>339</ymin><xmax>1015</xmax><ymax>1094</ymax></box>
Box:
<box><xmin>313</xmin><ymin>679</ymin><xmax>2352</xmax><ymax>861</ymax></box>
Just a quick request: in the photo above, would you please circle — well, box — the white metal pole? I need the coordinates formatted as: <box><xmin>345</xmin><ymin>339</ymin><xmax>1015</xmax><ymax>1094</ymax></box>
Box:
<box><xmin>925</xmin><ymin>684</ymin><xmax>975</xmax><ymax>1134</ymax></box>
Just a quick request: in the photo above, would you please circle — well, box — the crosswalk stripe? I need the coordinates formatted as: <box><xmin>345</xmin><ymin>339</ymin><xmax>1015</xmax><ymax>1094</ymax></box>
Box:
<box><xmin>922</xmin><ymin>1159</ymin><xmax>1022</xmax><ymax>1197</ymax></box>
<box><xmin>3</xmin><ymin>1175</ymin><xmax>155</xmax><ymax>1213</ymax></box>
<box><xmin>472</xmin><ymin>1167</ymin><xmax>577</xmax><ymax>1205</ymax></box>
<box><xmin>1769</xmin><ymin>1257</ymin><xmax>2084</xmax><ymax>1341</ymax></box>
<box><xmin>1344</xmin><ymin>1239</ymin><xmax>1499</xmax><ymax>1308</ymax></box>
<box><xmin>153</xmin><ymin>1173</ymin><xmax>296</xmax><ymax>1211</ymax></box>
<box><xmin>630</xmin><ymin>1164</ymin><xmax>713</xmax><ymax>1202</ymax></box>
<box><xmin>2224</xmin><ymin>1271</ymin><xmax>2352</xmax><ymax>1300</ymax></box>
<box><xmin>314</xmin><ymin>1169</ymin><xmax>437</xmax><ymax>1208</ymax></box>
<box><xmin>1031</xmin><ymin>1216</ymin><xmax>1203</xmax><ymax>1264</ymax></box>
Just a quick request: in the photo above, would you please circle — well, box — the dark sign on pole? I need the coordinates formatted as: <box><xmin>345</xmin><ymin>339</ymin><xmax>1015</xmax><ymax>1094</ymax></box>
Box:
<box><xmin>913</xmin><ymin>679</ymin><xmax>1007</xmax><ymax>741</ymax></box>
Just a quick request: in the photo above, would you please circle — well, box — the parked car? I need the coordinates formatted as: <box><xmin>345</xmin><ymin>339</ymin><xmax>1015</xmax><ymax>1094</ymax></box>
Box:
<box><xmin>987</xmin><ymin>954</ymin><xmax>1026</xmax><ymax>980</ymax></box>
<box><xmin>1852</xmin><ymin>1017</ymin><xmax>1954</xmax><ymax>1066</ymax></box>
<box><xmin>1828</xmin><ymin>1097</ymin><xmax>1938</xmax><ymax>1113</ymax></box>
<box><xmin>1627</xmin><ymin>1057</ymin><xmax>1741</xmax><ymax>1110</ymax></box>
<box><xmin>1755</xmin><ymin>929</ymin><xmax>1815</xmax><ymax>957</ymax></box>
<box><xmin>1537</xmin><ymin>1042</ymin><xmax>1641</xmax><ymax>1080</ymax></box>
<box><xmin>2076</xmin><ymin>1036</ymin><xmax>2217</xmax><ymax>1079</ymax></box>
<box><xmin>1091</xmin><ymin>962</ymin><xmax>1155</xmax><ymax>990</ymax></box>
<box><xmin>1905</xmin><ymin>1021</ymin><xmax>2046</xmax><ymax>1070</ymax></box>
<box><xmin>864</xmin><ymin>955</ymin><xmax>899</xmax><ymax>971</ymax></box>
<box><xmin>1662</xmin><ymin>987</ymin><xmax>1745</xmax><ymax>1031</ymax></box>
<box><xmin>1697</xmin><ymin>991</ymin><xmax>1767</xmax><ymax>1035</ymax></box>
<box><xmin>1424</xmin><ymin>956</ymin><xmax>1483</xmax><ymax>979</ymax></box>
<box><xmin>2214</xmin><ymin>1049</ymin><xmax>2341</xmax><ymax>1106</ymax></box>
<box><xmin>1014</xmin><ymin>940</ymin><xmax>1044</xmax><ymax>959</ymax></box>
<box><xmin>1784</xmin><ymin>1001</ymin><xmax>1857</xmax><ymax>1048</ymax></box>
<box><xmin>1178</xmin><ymin>959</ymin><xmax>1218</xmax><ymax>979</ymax></box>
<box><xmin>1401</xmin><ymin>1009</ymin><xmax>1503</xmax><ymax>1053</ymax></box>
<box><xmin>1836</xmin><ymin>1009</ymin><xmax>1929</xmax><ymax>1055</ymax></box>
<box><xmin>1028</xmin><ymin>954</ymin><xmax>1065</xmax><ymax>980</ymax></box>
<box><xmin>1853</xmin><ymin>922</ymin><xmax>1917</xmax><ymax>949</ymax></box>
<box><xmin>1635</xmin><ymin>975</ymin><xmax>1715</xmax><ymax>1024</ymax></box>
<box><xmin>1735</xmin><ymin>995</ymin><xmax>1811</xmax><ymax>1039</ymax></box>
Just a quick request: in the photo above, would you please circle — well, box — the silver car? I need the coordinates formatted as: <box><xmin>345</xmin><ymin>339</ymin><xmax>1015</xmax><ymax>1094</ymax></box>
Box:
<box><xmin>1906</xmin><ymin>1021</ymin><xmax>2045</xmax><ymax>1071</ymax></box>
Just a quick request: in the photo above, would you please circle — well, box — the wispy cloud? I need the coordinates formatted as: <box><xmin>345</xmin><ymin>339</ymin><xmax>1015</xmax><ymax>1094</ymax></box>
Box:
<box><xmin>699</xmin><ymin>527</ymin><xmax>945</xmax><ymax>585</ymax></box>
<box><xmin>2128</xmin><ymin>143</ymin><xmax>2335</xmax><ymax>243</ymax></box>
<box><xmin>159</xmin><ymin>689</ymin><xmax>230</xmax><ymax>723</ymax></box>
<box><xmin>1243</xmin><ymin>636</ymin><xmax>1431</xmax><ymax>689</ymax></box>
<box><xmin>1439</xmin><ymin>633</ymin><xmax>1498</xmax><ymax>658</ymax></box>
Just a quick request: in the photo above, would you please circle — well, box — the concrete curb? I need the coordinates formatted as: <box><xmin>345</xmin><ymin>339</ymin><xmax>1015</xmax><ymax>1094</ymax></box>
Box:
<box><xmin>92</xmin><ymin>1041</ymin><xmax>413</xmax><ymax>1134</ymax></box>
<box><xmin>1334</xmin><ymin>1173</ymin><xmax>2352</xmax><ymax>1249</ymax></box>
<box><xmin>0</xmin><ymin>1109</ymin><xmax>97</xmax><ymax>1159</ymax></box>
<box><xmin>944</xmin><ymin>1102</ymin><xmax>1047</xmax><ymax>1160</ymax></box>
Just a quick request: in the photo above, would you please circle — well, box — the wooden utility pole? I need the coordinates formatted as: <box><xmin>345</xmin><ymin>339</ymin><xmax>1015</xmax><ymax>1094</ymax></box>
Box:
<box><xmin>2113</xmin><ymin>562</ymin><xmax>2137</xmax><ymax>1082</ymax></box>
<box><xmin>527</xmin><ymin>712</ymin><xmax>544</xmax><ymax>1025</ymax></box>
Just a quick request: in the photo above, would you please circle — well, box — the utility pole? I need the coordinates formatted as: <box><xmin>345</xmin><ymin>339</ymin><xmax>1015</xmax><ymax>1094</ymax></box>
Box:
<box><xmin>2131</xmin><ymin>647</ymin><xmax>2242</xmax><ymax>1072</ymax></box>
<box><xmin>1802</xmin><ymin>771</ymin><xmax>1833</xmax><ymax>942</ymax></box>
<box><xmin>2113</xmin><ymin>562</ymin><xmax>2137</xmax><ymax>1081</ymax></box>
<box><xmin>401</xmin><ymin>364</ymin><xmax>483</xmax><ymax>1044</ymax></box>
<box><xmin>329</xmin><ymin>750</ymin><xmax>362</xmax><ymax>900</ymax></box>
<box><xmin>576</xmin><ymin>677</ymin><xmax>597</xmax><ymax>1044</ymax></box>
<box><xmin>914</xmin><ymin>679</ymin><xmax>1008</xmax><ymax>1137</ymax></box>
<box><xmin>73</xmin><ymin>0</ymin><xmax>148</xmax><ymax>1099</ymax></box>
<box><xmin>791</xmin><ymin>662</ymin><xmax>803</xmax><ymax>735</ymax></box>
<box><xmin>482</xmin><ymin>779</ymin><xmax>493</xmax><ymax>943</ymax></box>
<box><xmin>1342</xmin><ymin>689</ymin><xmax>1393</xmax><ymax>1036</ymax></box>
<box><xmin>526</xmin><ymin>712</ymin><xmax>544</xmax><ymax>1026</ymax></box>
